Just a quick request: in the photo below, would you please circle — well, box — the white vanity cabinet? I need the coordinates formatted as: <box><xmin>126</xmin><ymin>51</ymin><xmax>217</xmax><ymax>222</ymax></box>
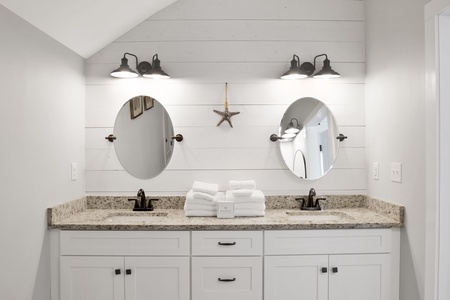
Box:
<box><xmin>56</xmin><ymin>231</ymin><xmax>190</xmax><ymax>300</ymax></box>
<box><xmin>264</xmin><ymin>229</ymin><xmax>400</xmax><ymax>300</ymax></box>
<box><xmin>191</xmin><ymin>231</ymin><xmax>263</xmax><ymax>300</ymax></box>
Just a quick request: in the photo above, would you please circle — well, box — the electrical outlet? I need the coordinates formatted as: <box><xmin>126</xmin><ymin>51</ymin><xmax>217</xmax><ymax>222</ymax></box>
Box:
<box><xmin>391</xmin><ymin>162</ymin><xmax>402</xmax><ymax>183</ymax></box>
<box><xmin>71</xmin><ymin>163</ymin><xmax>78</xmax><ymax>181</ymax></box>
<box><xmin>373</xmin><ymin>162</ymin><xmax>379</xmax><ymax>180</ymax></box>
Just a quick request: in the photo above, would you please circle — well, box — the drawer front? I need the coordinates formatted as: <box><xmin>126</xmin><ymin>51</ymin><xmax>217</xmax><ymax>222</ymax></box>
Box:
<box><xmin>192</xmin><ymin>231</ymin><xmax>263</xmax><ymax>256</ymax></box>
<box><xmin>60</xmin><ymin>231</ymin><xmax>190</xmax><ymax>256</ymax></box>
<box><xmin>265</xmin><ymin>229</ymin><xmax>392</xmax><ymax>255</ymax></box>
<box><xmin>192</xmin><ymin>257</ymin><xmax>262</xmax><ymax>300</ymax></box>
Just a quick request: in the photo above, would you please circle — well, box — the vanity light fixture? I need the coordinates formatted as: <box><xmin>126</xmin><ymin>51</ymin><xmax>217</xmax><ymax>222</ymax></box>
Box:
<box><xmin>280</xmin><ymin>55</ymin><xmax>311</xmax><ymax>79</ymax></box>
<box><xmin>110</xmin><ymin>52</ymin><xmax>170</xmax><ymax>79</ymax></box>
<box><xmin>284</xmin><ymin>118</ymin><xmax>300</xmax><ymax>134</ymax></box>
<box><xmin>280</xmin><ymin>53</ymin><xmax>340</xmax><ymax>79</ymax></box>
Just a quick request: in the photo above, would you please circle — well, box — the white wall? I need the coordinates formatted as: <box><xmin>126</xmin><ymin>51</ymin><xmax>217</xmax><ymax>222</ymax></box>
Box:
<box><xmin>85</xmin><ymin>0</ymin><xmax>366</xmax><ymax>196</ymax></box>
<box><xmin>0</xmin><ymin>5</ymin><xmax>85</xmax><ymax>300</ymax></box>
<box><xmin>365</xmin><ymin>0</ymin><xmax>428</xmax><ymax>299</ymax></box>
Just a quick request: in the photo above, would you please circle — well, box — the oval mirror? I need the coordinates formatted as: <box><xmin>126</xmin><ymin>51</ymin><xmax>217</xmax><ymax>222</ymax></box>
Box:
<box><xmin>113</xmin><ymin>95</ymin><xmax>175</xmax><ymax>179</ymax></box>
<box><xmin>278</xmin><ymin>97</ymin><xmax>340</xmax><ymax>180</ymax></box>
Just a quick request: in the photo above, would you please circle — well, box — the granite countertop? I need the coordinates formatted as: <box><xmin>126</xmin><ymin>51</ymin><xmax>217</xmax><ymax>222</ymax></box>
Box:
<box><xmin>48</xmin><ymin>195</ymin><xmax>404</xmax><ymax>231</ymax></box>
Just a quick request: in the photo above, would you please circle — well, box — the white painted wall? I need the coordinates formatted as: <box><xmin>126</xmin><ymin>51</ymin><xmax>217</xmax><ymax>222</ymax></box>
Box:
<box><xmin>0</xmin><ymin>5</ymin><xmax>85</xmax><ymax>300</ymax></box>
<box><xmin>85</xmin><ymin>0</ymin><xmax>366</xmax><ymax>196</ymax></box>
<box><xmin>365</xmin><ymin>0</ymin><xmax>428</xmax><ymax>299</ymax></box>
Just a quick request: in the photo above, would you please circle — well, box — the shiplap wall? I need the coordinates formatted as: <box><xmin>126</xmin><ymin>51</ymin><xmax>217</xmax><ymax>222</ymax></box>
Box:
<box><xmin>85</xmin><ymin>0</ymin><xmax>365</xmax><ymax>195</ymax></box>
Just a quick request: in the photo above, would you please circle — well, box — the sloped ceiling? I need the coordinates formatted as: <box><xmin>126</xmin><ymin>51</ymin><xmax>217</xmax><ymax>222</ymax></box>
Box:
<box><xmin>0</xmin><ymin>0</ymin><xmax>177</xmax><ymax>58</ymax></box>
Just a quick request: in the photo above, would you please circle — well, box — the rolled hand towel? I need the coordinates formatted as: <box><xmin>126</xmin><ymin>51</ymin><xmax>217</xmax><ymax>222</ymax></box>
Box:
<box><xmin>226</xmin><ymin>190</ymin><xmax>265</xmax><ymax>203</ymax></box>
<box><xmin>184</xmin><ymin>203</ymin><xmax>217</xmax><ymax>212</ymax></box>
<box><xmin>192</xmin><ymin>181</ymin><xmax>219</xmax><ymax>195</ymax></box>
<box><xmin>234</xmin><ymin>202</ymin><xmax>265</xmax><ymax>211</ymax></box>
<box><xmin>193</xmin><ymin>191</ymin><xmax>215</xmax><ymax>201</ymax></box>
<box><xmin>229</xmin><ymin>180</ymin><xmax>256</xmax><ymax>190</ymax></box>
<box><xmin>232</xmin><ymin>189</ymin><xmax>253</xmax><ymax>197</ymax></box>
<box><xmin>234</xmin><ymin>210</ymin><xmax>265</xmax><ymax>217</ymax></box>
<box><xmin>185</xmin><ymin>210</ymin><xmax>217</xmax><ymax>217</ymax></box>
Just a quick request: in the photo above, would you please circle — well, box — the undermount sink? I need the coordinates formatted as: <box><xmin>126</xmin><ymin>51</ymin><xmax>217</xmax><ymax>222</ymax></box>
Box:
<box><xmin>104</xmin><ymin>212</ymin><xmax>168</xmax><ymax>223</ymax></box>
<box><xmin>285</xmin><ymin>211</ymin><xmax>352</xmax><ymax>222</ymax></box>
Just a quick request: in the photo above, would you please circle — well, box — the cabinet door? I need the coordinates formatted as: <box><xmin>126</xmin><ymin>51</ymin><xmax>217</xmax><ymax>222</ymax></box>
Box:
<box><xmin>264</xmin><ymin>255</ymin><xmax>328</xmax><ymax>300</ymax></box>
<box><xmin>329</xmin><ymin>254</ymin><xmax>390</xmax><ymax>300</ymax></box>
<box><xmin>125</xmin><ymin>257</ymin><xmax>190</xmax><ymax>300</ymax></box>
<box><xmin>60</xmin><ymin>256</ymin><xmax>125</xmax><ymax>300</ymax></box>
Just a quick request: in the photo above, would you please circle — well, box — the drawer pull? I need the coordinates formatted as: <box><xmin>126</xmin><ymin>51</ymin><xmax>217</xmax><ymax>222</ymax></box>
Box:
<box><xmin>218</xmin><ymin>242</ymin><xmax>236</xmax><ymax>246</ymax></box>
<box><xmin>332</xmin><ymin>267</ymin><xmax>339</xmax><ymax>273</ymax></box>
<box><xmin>126</xmin><ymin>269</ymin><xmax>132</xmax><ymax>275</ymax></box>
<box><xmin>115</xmin><ymin>269</ymin><xmax>121</xmax><ymax>275</ymax></box>
<box><xmin>218</xmin><ymin>278</ymin><xmax>236</xmax><ymax>282</ymax></box>
<box><xmin>321</xmin><ymin>267</ymin><xmax>327</xmax><ymax>273</ymax></box>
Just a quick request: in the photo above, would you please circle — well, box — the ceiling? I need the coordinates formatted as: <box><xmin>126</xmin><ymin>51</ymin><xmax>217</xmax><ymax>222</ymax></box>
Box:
<box><xmin>0</xmin><ymin>0</ymin><xmax>177</xmax><ymax>58</ymax></box>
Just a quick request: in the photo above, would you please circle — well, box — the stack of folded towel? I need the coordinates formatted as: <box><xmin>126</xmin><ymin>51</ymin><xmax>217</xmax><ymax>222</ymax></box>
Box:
<box><xmin>184</xmin><ymin>181</ymin><xmax>223</xmax><ymax>217</ymax></box>
<box><xmin>226</xmin><ymin>180</ymin><xmax>265</xmax><ymax>217</ymax></box>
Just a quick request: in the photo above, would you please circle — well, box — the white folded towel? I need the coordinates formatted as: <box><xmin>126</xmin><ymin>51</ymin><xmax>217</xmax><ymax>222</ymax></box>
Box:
<box><xmin>232</xmin><ymin>189</ymin><xmax>253</xmax><ymax>197</ymax></box>
<box><xmin>234</xmin><ymin>202</ymin><xmax>265</xmax><ymax>211</ymax></box>
<box><xmin>185</xmin><ymin>190</ymin><xmax>224</xmax><ymax>206</ymax></box>
<box><xmin>192</xmin><ymin>181</ymin><xmax>219</xmax><ymax>195</ymax></box>
<box><xmin>229</xmin><ymin>180</ymin><xmax>256</xmax><ymax>190</ymax></box>
<box><xmin>226</xmin><ymin>190</ymin><xmax>265</xmax><ymax>204</ymax></box>
<box><xmin>193</xmin><ymin>191</ymin><xmax>215</xmax><ymax>201</ymax></box>
<box><xmin>185</xmin><ymin>210</ymin><xmax>217</xmax><ymax>217</ymax></box>
<box><xmin>234</xmin><ymin>210</ymin><xmax>265</xmax><ymax>217</ymax></box>
<box><xmin>184</xmin><ymin>203</ymin><xmax>217</xmax><ymax>211</ymax></box>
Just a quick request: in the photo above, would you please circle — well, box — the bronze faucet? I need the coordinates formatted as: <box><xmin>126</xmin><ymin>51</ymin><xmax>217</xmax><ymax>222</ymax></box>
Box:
<box><xmin>296</xmin><ymin>188</ymin><xmax>326</xmax><ymax>210</ymax></box>
<box><xmin>128</xmin><ymin>189</ymin><xmax>158</xmax><ymax>211</ymax></box>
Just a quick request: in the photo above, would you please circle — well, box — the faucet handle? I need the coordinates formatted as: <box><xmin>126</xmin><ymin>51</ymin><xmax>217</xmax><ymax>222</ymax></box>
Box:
<box><xmin>147</xmin><ymin>198</ymin><xmax>159</xmax><ymax>211</ymax></box>
<box><xmin>295</xmin><ymin>197</ymin><xmax>306</xmax><ymax>209</ymax></box>
<box><xmin>128</xmin><ymin>199</ymin><xmax>139</xmax><ymax>209</ymax></box>
<box><xmin>314</xmin><ymin>197</ymin><xmax>326</xmax><ymax>208</ymax></box>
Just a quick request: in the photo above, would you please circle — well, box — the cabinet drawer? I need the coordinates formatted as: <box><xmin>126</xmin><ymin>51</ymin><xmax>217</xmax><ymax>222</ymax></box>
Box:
<box><xmin>60</xmin><ymin>231</ymin><xmax>190</xmax><ymax>256</ymax></box>
<box><xmin>192</xmin><ymin>231</ymin><xmax>263</xmax><ymax>256</ymax></box>
<box><xmin>192</xmin><ymin>257</ymin><xmax>262</xmax><ymax>300</ymax></box>
<box><xmin>265</xmin><ymin>229</ymin><xmax>392</xmax><ymax>255</ymax></box>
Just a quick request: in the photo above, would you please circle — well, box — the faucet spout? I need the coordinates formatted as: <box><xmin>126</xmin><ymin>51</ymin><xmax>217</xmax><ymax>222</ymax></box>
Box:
<box><xmin>137</xmin><ymin>189</ymin><xmax>146</xmax><ymax>209</ymax></box>
<box><xmin>307</xmin><ymin>188</ymin><xmax>316</xmax><ymax>207</ymax></box>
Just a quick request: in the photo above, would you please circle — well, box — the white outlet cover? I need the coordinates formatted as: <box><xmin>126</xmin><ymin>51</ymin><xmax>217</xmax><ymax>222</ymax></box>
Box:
<box><xmin>391</xmin><ymin>162</ymin><xmax>402</xmax><ymax>183</ymax></box>
<box><xmin>373</xmin><ymin>162</ymin><xmax>379</xmax><ymax>180</ymax></box>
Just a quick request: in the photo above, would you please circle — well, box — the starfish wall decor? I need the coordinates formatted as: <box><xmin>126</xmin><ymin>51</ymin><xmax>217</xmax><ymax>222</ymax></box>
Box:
<box><xmin>213</xmin><ymin>82</ymin><xmax>240</xmax><ymax>127</ymax></box>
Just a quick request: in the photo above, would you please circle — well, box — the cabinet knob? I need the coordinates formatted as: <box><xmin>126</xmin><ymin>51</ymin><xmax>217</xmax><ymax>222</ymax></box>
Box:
<box><xmin>115</xmin><ymin>269</ymin><xmax>121</xmax><ymax>275</ymax></box>
<box><xmin>126</xmin><ymin>269</ymin><xmax>132</xmax><ymax>275</ymax></box>
<box><xmin>218</xmin><ymin>278</ymin><xmax>236</xmax><ymax>282</ymax></box>
<box><xmin>321</xmin><ymin>267</ymin><xmax>328</xmax><ymax>273</ymax></box>
<box><xmin>218</xmin><ymin>242</ymin><xmax>236</xmax><ymax>246</ymax></box>
<box><xmin>332</xmin><ymin>267</ymin><xmax>339</xmax><ymax>273</ymax></box>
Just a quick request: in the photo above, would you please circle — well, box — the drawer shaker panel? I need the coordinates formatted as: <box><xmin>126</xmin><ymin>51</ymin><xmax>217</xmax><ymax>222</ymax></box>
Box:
<box><xmin>192</xmin><ymin>231</ymin><xmax>263</xmax><ymax>256</ymax></box>
<box><xmin>192</xmin><ymin>257</ymin><xmax>262</xmax><ymax>300</ymax></box>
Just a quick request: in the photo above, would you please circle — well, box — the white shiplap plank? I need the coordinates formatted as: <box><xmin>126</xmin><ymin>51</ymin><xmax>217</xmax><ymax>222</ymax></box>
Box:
<box><xmin>86</xmin><ymin>147</ymin><xmax>364</xmax><ymax>171</ymax></box>
<box><xmin>85</xmin><ymin>82</ymin><xmax>365</xmax><ymax>106</ymax></box>
<box><xmin>87</xmin><ymin>41</ymin><xmax>364</xmax><ymax>64</ymax></box>
<box><xmin>85</xmin><ymin>62</ymin><xmax>364</xmax><ymax>85</ymax></box>
<box><xmin>85</xmin><ymin>169</ymin><xmax>366</xmax><ymax>194</ymax></box>
<box><xmin>86</xmin><ymin>126</ymin><xmax>364</xmax><ymax>150</ymax></box>
<box><xmin>150</xmin><ymin>0</ymin><xmax>364</xmax><ymax>21</ymax></box>
<box><xmin>115</xmin><ymin>20</ymin><xmax>364</xmax><ymax>43</ymax></box>
<box><xmin>85</xmin><ymin>103</ymin><xmax>364</xmax><ymax>128</ymax></box>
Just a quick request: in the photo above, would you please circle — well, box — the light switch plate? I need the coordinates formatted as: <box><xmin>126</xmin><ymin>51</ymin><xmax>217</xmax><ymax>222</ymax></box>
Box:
<box><xmin>71</xmin><ymin>163</ymin><xmax>78</xmax><ymax>181</ymax></box>
<box><xmin>373</xmin><ymin>162</ymin><xmax>379</xmax><ymax>180</ymax></box>
<box><xmin>391</xmin><ymin>162</ymin><xmax>402</xmax><ymax>182</ymax></box>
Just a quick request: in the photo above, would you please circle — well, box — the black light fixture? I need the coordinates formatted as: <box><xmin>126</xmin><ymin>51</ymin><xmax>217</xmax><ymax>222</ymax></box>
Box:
<box><xmin>280</xmin><ymin>53</ymin><xmax>340</xmax><ymax>79</ymax></box>
<box><xmin>284</xmin><ymin>118</ymin><xmax>300</xmax><ymax>134</ymax></box>
<box><xmin>142</xmin><ymin>54</ymin><xmax>170</xmax><ymax>79</ymax></box>
<box><xmin>111</xmin><ymin>52</ymin><xmax>170</xmax><ymax>79</ymax></box>
<box><xmin>110</xmin><ymin>52</ymin><xmax>139</xmax><ymax>78</ymax></box>
<box><xmin>312</xmin><ymin>54</ymin><xmax>341</xmax><ymax>79</ymax></box>
<box><xmin>280</xmin><ymin>55</ymin><xmax>311</xmax><ymax>79</ymax></box>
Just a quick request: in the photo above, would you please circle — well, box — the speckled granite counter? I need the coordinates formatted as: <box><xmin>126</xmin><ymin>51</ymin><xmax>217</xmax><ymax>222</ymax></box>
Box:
<box><xmin>48</xmin><ymin>195</ymin><xmax>404</xmax><ymax>231</ymax></box>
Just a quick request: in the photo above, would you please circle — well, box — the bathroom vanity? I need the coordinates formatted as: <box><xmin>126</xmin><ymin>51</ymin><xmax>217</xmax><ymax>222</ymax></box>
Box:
<box><xmin>48</xmin><ymin>195</ymin><xmax>403</xmax><ymax>300</ymax></box>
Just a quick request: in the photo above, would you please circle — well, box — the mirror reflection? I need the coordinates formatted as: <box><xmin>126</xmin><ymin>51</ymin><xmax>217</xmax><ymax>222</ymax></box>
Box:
<box><xmin>113</xmin><ymin>96</ymin><xmax>174</xmax><ymax>179</ymax></box>
<box><xmin>278</xmin><ymin>97</ymin><xmax>340</xmax><ymax>180</ymax></box>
